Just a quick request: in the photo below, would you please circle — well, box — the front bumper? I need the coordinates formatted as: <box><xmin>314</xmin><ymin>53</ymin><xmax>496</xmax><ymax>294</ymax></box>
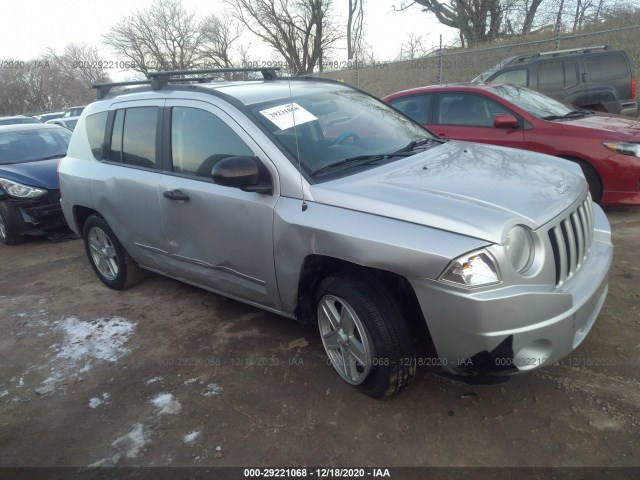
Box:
<box><xmin>7</xmin><ymin>190</ymin><xmax>67</xmax><ymax>235</ymax></box>
<box><xmin>408</xmin><ymin>204</ymin><xmax>613</xmax><ymax>376</ymax></box>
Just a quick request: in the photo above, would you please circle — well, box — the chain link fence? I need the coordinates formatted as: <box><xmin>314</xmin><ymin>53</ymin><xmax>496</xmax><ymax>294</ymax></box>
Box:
<box><xmin>318</xmin><ymin>23</ymin><xmax>640</xmax><ymax>99</ymax></box>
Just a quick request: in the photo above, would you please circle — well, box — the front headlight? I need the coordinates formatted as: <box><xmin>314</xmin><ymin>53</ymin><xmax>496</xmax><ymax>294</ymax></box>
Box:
<box><xmin>0</xmin><ymin>178</ymin><xmax>47</xmax><ymax>199</ymax></box>
<box><xmin>505</xmin><ymin>225</ymin><xmax>534</xmax><ymax>273</ymax></box>
<box><xmin>439</xmin><ymin>250</ymin><xmax>500</xmax><ymax>287</ymax></box>
<box><xmin>602</xmin><ymin>142</ymin><xmax>640</xmax><ymax>157</ymax></box>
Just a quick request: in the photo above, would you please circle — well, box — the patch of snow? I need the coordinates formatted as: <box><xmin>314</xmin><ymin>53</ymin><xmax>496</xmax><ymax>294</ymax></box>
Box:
<box><xmin>202</xmin><ymin>383</ymin><xmax>223</xmax><ymax>397</ymax></box>
<box><xmin>184</xmin><ymin>377</ymin><xmax>200</xmax><ymax>386</ymax></box>
<box><xmin>18</xmin><ymin>378</ymin><xmax>24</xmax><ymax>387</ymax></box>
<box><xmin>111</xmin><ymin>423</ymin><xmax>149</xmax><ymax>458</ymax></box>
<box><xmin>89</xmin><ymin>392</ymin><xmax>111</xmax><ymax>408</ymax></box>
<box><xmin>145</xmin><ymin>376</ymin><xmax>164</xmax><ymax>385</ymax></box>
<box><xmin>183</xmin><ymin>431</ymin><xmax>201</xmax><ymax>444</ymax></box>
<box><xmin>150</xmin><ymin>393</ymin><xmax>182</xmax><ymax>415</ymax></box>
<box><xmin>0</xmin><ymin>385</ymin><xmax>8</xmax><ymax>397</ymax></box>
<box><xmin>56</xmin><ymin>316</ymin><xmax>135</xmax><ymax>367</ymax></box>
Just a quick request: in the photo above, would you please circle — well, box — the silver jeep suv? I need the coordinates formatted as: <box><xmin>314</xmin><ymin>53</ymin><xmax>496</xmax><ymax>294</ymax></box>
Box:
<box><xmin>58</xmin><ymin>68</ymin><xmax>613</xmax><ymax>398</ymax></box>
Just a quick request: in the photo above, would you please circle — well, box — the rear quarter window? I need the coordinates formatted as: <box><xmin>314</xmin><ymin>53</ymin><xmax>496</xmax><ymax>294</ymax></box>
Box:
<box><xmin>491</xmin><ymin>68</ymin><xmax>528</xmax><ymax>86</ymax></box>
<box><xmin>587</xmin><ymin>54</ymin><xmax>629</xmax><ymax>81</ymax></box>
<box><xmin>85</xmin><ymin>112</ymin><xmax>108</xmax><ymax>160</ymax></box>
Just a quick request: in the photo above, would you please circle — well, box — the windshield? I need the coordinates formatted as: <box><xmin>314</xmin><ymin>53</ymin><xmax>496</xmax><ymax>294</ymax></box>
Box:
<box><xmin>249</xmin><ymin>88</ymin><xmax>436</xmax><ymax>180</ymax></box>
<box><xmin>488</xmin><ymin>84</ymin><xmax>576</xmax><ymax>118</ymax></box>
<box><xmin>0</xmin><ymin>128</ymin><xmax>71</xmax><ymax>165</ymax></box>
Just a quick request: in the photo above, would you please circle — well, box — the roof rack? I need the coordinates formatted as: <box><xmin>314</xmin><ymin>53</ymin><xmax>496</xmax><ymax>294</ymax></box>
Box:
<box><xmin>514</xmin><ymin>45</ymin><xmax>610</xmax><ymax>63</ymax></box>
<box><xmin>92</xmin><ymin>67</ymin><xmax>280</xmax><ymax>99</ymax></box>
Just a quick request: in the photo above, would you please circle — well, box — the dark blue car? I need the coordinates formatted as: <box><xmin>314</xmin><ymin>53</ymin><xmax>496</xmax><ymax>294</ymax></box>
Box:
<box><xmin>0</xmin><ymin>124</ymin><xmax>72</xmax><ymax>245</ymax></box>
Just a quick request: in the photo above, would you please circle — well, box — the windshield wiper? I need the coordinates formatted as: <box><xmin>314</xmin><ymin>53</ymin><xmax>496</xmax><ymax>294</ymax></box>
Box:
<box><xmin>542</xmin><ymin>110</ymin><xmax>588</xmax><ymax>121</ymax></box>
<box><xmin>394</xmin><ymin>138</ymin><xmax>439</xmax><ymax>153</ymax></box>
<box><xmin>311</xmin><ymin>139</ymin><xmax>440</xmax><ymax>177</ymax></box>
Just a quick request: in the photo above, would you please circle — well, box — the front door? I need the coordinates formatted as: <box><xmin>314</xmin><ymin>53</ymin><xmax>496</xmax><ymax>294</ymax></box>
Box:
<box><xmin>159</xmin><ymin>100</ymin><xmax>281</xmax><ymax>311</ymax></box>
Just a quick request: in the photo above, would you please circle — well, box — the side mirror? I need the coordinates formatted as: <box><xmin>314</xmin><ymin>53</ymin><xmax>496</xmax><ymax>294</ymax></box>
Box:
<box><xmin>493</xmin><ymin>114</ymin><xmax>519</xmax><ymax>128</ymax></box>
<box><xmin>211</xmin><ymin>156</ymin><xmax>272</xmax><ymax>194</ymax></box>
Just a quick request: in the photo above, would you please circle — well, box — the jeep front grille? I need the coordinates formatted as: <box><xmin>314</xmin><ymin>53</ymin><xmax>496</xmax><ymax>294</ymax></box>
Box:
<box><xmin>548</xmin><ymin>197</ymin><xmax>595</xmax><ymax>286</ymax></box>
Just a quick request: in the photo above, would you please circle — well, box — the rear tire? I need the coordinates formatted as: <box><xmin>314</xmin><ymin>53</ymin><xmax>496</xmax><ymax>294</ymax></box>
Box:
<box><xmin>316</xmin><ymin>274</ymin><xmax>416</xmax><ymax>398</ymax></box>
<box><xmin>0</xmin><ymin>202</ymin><xmax>25</xmax><ymax>246</ymax></box>
<box><xmin>82</xmin><ymin>215</ymin><xmax>144</xmax><ymax>290</ymax></box>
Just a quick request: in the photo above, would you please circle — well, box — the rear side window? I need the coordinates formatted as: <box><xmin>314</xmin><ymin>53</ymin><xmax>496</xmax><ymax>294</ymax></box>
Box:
<box><xmin>491</xmin><ymin>68</ymin><xmax>528</xmax><ymax>86</ymax></box>
<box><xmin>587</xmin><ymin>54</ymin><xmax>629</xmax><ymax>81</ymax></box>
<box><xmin>108</xmin><ymin>107</ymin><xmax>158</xmax><ymax>169</ymax></box>
<box><xmin>170</xmin><ymin>107</ymin><xmax>253</xmax><ymax>178</ymax></box>
<box><xmin>85</xmin><ymin>112</ymin><xmax>108</xmax><ymax>160</ymax></box>
<box><xmin>538</xmin><ymin>60</ymin><xmax>579</xmax><ymax>90</ymax></box>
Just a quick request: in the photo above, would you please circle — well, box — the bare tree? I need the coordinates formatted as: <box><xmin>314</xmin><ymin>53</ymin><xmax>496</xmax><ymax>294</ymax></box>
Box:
<box><xmin>103</xmin><ymin>0</ymin><xmax>240</xmax><ymax>75</ymax></box>
<box><xmin>0</xmin><ymin>56</ymin><xmax>97</xmax><ymax>115</ymax></box>
<box><xmin>398</xmin><ymin>34</ymin><xmax>430</xmax><ymax>59</ymax></box>
<box><xmin>45</xmin><ymin>43</ymin><xmax>109</xmax><ymax>86</ymax></box>
<box><xmin>347</xmin><ymin>0</ymin><xmax>364</xmax><ymax>60</ymax></box>
<box><xmin>228</xmin><ymin>0</ymin><xmax>341</xmax><ymax>74</ymax></box>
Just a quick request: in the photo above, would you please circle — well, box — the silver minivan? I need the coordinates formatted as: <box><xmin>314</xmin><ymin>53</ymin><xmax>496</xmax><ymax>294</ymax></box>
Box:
<box><xmin>58</xmin><ymin>69</ymin><xmax>613</xmax><ymax>398</ymax></box>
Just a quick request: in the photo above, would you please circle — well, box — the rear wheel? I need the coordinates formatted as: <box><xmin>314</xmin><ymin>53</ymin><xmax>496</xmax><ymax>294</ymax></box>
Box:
<box><xmin>0</xmin><ymin>202</ymin><xmax>25</xmax><ymax>246</ymax></box>
<box><xmin>316</xmin><ymin>274</ymin><xmax>416</xmax><ymax>398</ymax></box>
<box><xmin>82</xmin><ymin>215</ymin><xmax>144</xmax><ymax>290</ymax></box>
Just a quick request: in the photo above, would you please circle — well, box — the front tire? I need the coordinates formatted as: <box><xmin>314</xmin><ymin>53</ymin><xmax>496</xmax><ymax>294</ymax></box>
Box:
<box><xmin>82</xmin><ymin>215</ymin><xmax>144</xmax><ymax>290</ymax></box>
<box><xmin>0</xmin><ymin>202</ymin><xmax>25</xmax><ymax>245</ymax></box>
<box><xmin>316</xmin><ymin>274</ymin><xmax>416</xmax><ymax>398</ymax></box>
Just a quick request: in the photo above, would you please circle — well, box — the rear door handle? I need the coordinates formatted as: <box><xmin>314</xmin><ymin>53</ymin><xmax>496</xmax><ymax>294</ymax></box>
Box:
<box><xmin>163</xmin><ymin>190</ymin><xmax>190</xmax><ymax>201</ymax></box>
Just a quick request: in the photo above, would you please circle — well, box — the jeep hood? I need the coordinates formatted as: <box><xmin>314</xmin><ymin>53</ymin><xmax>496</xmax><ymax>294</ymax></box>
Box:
<box><xmin>310</xmin><ymin>141</ymin><xmax>587</xmax><ymax>244</ymax></box>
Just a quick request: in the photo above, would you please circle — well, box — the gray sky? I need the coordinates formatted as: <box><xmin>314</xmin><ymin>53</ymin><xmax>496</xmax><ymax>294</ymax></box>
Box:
<box><xmin>0</xmin><ymin>0</ymin><xmax>457</xmax><ymax>69</ymax></box>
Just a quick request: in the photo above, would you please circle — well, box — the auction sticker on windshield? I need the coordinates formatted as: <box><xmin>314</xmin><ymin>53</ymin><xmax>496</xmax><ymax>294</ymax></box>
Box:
<box><xmin>259</xmin><ymin>103</ymin><xmax>317</xmax><ymax>130</ymax></box>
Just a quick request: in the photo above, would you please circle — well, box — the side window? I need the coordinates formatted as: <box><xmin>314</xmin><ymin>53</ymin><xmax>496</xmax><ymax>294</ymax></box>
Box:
<box><xmin>564</xmin><ymin>60</ymin><xmax>579</xmax><ymax>88</ymax></box>
<box><xmin>85</xmin><ymin>111</ymin><xmax>108</xmax><ymax>160</ymax></box>
<box><xmin>388</xmin><ymin>94</ymin><xmax>432</xmax><ymax>124</ymax></box>
<box><xmin>492</xmin><ymin>68</ymin><xmax>528</xmax><ymax>86</ymax></box>
<box><xmin>171</xmin><ymin>107</ymin><xmax>253</xmax><ymax>179</ymax></box>
<box><xmin>436</xmin><ymin>93</ymin><xmax>510</xmax><ymax>127</ymax></box>
<box><xmin>109</xmin><ymin>109</ymin><xmax>124</xmax><ymax>163</ymax></box>
<box><xmin>122</xmin><ymin>107</ymin><xmax>157</xmax><ymax>168</ymax></box>
<box><xmin>587</xmin><ymin>54</ymin><xmax>629</xmax><ymax>81</ymax></box>
<box><xmin>538</xmin><ymin>61</ymin><xmax>564</xmax><ymax>90</ymax></box>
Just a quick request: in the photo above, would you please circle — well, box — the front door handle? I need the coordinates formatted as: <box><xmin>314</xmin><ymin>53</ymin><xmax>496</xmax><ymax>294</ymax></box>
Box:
<box><xmin>163</xmin><ymin>190</ymin><xmax>190</xmax><ymax>201</ymax></box>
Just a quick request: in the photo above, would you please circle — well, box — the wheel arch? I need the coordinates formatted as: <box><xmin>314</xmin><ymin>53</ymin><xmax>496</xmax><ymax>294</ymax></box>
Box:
<box><xmin>72</xmin><ymin>205</ymin><xmax>101</xmax><ymax>234</ymax></box>
<box><xmin>294</xmin><ymin>254</ymin><xmax>435</xmax><ymax>355</ymax></box>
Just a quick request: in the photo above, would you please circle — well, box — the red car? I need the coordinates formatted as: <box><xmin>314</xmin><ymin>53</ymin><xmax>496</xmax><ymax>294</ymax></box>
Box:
<box><xmin>383</xmin><ymin>83</ymin><xmax>640</xmax><ymax>204</ymax></box>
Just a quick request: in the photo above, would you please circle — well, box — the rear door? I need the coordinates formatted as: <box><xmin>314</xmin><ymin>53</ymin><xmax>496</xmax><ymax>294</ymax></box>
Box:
<box><xmin>534</xmin><ymin>59</ymin><xmax>581</xmax><ymax>103</ymax></box>
<box><xmin>158</xmin><ymin>100</ymin><xmax>281</xmax><ymax>311</ymax></box>
<box><xmin>94</xmin><ymin>99</ymin><xmax>171</xmax><ymax>272</ymax></box>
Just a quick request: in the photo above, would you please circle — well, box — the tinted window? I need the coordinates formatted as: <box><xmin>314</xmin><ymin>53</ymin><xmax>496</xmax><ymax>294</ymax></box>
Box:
<box><xmin>171</xmin><ymin>107</ymin><xmax>253</xmax><ymax>178</ymax></box>
<box><xmin>122</xmin><ymin>107</ymin><xmax>157</xmax><ymax>169</ymax></box>
<box><xmin>538</xmin><ymin>61</ymin><xmax>564</xmax><ymax>90</ymax></box>
<box><xmin>492</xmin><ymin>68</ymin><xmax>528</xmax><ymax>86</ymax></box>
<box><xmin>109</xmin><ymin>110</ymin><xmax>124</xmax><ymax>163</ymax></box>
<box><xmin>85</xmin><ymin>112</ymin><xmax>108</xmax><ymax>160</ymax></box>
<box><xmin>538</xmin><ymin>60</ymin><xmax>579</xmax><ymax>90</ymax></box>
<box><xmin>389</xmin><ymin>94</ymin><xmax>432</xmax><ymax>124</ymax></box>
<box><xmin>564</xmin><ymin>60</ymin><xmax>579</xmax><ymax>87</ymax></box>
<box><xmin>436</xmin><ymin>93</ymin><xmax>510</xmax><ymax>127</ymax></box>
<box><xmin>587</xmin><ymin>54</ymin><xmax>629</xmax><ymax>81</ymax></box>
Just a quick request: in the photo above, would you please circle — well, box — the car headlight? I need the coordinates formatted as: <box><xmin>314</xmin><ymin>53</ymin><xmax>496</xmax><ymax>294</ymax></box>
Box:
<box><xmin>603</xmin><ymin>142</ymin><xmax>640</xmax><ymax>157</ymax></box>
<box><xmin>439</xmin><ymin>250</ymin><xmax>499</xmax><ymax>287</ymax></box>
<box><xmin>0</xmin><ymin>178</ymin><xmax>47</xmax><ymax>199</ymax></box>
<box><xmin>505</xmin><ymin>225</ymin><xmax>535</xmax><ymax>273</ymax></box>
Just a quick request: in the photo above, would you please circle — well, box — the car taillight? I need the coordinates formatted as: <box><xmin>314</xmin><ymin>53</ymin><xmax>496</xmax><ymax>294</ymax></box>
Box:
<box><xmin>632</xmin><ymin>77</ymin><xmax>637</xmax><ymax>99</ymax></box>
